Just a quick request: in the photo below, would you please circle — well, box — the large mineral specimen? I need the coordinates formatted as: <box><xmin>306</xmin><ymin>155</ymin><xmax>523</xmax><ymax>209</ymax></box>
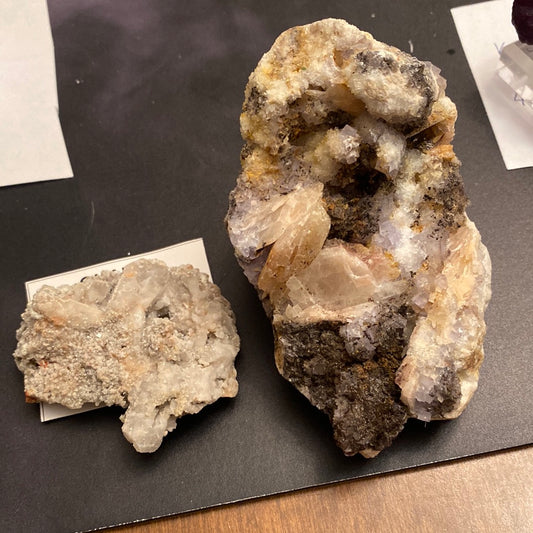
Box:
<box><xmin>14</xmin><ymin>259</ymin><xmax>240</xmax><ymax>453</ymax></box>
<box><xmin>226</xmin><ymin>19</ymin><xmax>491</xmax><ymax>457</ymax></box>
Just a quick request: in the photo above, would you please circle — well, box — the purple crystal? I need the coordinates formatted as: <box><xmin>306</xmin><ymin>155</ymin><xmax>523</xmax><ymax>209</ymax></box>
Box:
<box><xmin>513</xmin><ymin>0</ymin><xmax>533</xmax><ymax>44</ymax></box>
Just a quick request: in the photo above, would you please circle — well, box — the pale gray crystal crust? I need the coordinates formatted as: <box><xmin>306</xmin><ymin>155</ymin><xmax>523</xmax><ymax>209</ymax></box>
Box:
<box><xmin>226</xmin><ymin>19</ymin><xmax>491</xmax><ymax>457</ymax></box>
<box><xmin>13</xmin><ymin>259</ymin><xmax>240</xmax><ymax>453</ymax></box>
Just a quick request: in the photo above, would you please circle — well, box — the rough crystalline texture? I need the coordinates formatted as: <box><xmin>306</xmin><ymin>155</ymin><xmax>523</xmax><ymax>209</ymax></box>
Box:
<box><xmin>226</xmin><ymin>19</ymin><xmax>491</xmax><ymax>457</ymax></box>
<box><xmin>13</xmin><ymin>259</ymin><xmax>239</xmax><ymax>453</ymax></box>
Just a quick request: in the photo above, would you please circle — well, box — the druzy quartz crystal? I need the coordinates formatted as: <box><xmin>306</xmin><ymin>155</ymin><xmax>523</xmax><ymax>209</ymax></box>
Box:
<box><xmin>226</xmin><ymin>19</ymin><xmax>491</xmax><ymax>457</ymax></box>
<box><xmin>14</xmin><ymin>259</ymin><xmax>240</xmax><ymax>453</ymax></box>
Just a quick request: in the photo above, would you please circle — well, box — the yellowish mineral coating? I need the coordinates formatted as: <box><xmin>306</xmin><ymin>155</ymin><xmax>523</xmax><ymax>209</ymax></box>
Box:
<box><xmin>226</xmin><ymin>19</ymin><xmax>491</xmax><ymax>457</ymax></box>
<box><xmin>13</xmin><ymin>259</ymin><xmax>240</xmax><ymax>453</ymax></box>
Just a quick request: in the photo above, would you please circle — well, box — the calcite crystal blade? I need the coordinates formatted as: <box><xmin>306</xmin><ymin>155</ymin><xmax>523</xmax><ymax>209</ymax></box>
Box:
<box><xmin>13</xmin><ymin>259</ymin><xmax>240</xmax><ymax>453</ymax></box>
<box><xmin>226</xmin><ymin>19</ymin><xmax>491</xmax><ymax>457</ymax></box>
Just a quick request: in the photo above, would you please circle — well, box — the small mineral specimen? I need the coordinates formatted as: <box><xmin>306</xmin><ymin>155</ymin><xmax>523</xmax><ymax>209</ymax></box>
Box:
<box><xmin>14</xmin><ymin>259</ymin><xmax>240</xmax><ymax>453</ymax></box>
<box><xmin>226</xmin><ymin>19</ymin><xmax>491</xmax><ymax>457</ymax></box>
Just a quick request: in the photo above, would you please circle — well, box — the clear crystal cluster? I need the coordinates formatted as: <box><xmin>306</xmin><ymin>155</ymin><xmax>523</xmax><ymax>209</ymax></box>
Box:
<box><xmin>226</xmin><ymin>19</ymin><xmax>491</xmax><ymax>457</ymax></box>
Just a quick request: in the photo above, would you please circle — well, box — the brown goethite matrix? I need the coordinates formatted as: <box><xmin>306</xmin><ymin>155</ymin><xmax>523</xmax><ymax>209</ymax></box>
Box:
<box><xmin>226</xmin><ymin>19</ymin><xmax>491</xmax><ymax>457</ymax></box>
<box><xmin>14</xmin><ymin>259</ymin><xmax>240</xmax><ymax>453</ymax></box>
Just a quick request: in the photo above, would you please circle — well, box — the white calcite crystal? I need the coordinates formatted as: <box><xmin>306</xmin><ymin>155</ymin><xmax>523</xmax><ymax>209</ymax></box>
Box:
<box><xmin>226</xmin><ymin>19</ymin><xmax>491</xmax><ymax>457</ymax></box>
<box><xmin>13</xmin><ymin>259</ymin><xmax>240</xmax><ymax>453</ymax></box>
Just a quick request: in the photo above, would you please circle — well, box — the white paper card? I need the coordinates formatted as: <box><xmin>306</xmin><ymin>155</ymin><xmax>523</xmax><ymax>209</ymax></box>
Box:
<box><xmin>451</xmin><ymin>0</ymin><xmax>533</xmax><ymax>170</ymax></box>
<box><xmin>24</xmin><ymin>238</ymin><xmax>211</xmax><ymax>421</ymax></box>
<box><xmin>0</xmin><ymin>0</ymin><xmax>73</xmax><ymax>186</ymax></box>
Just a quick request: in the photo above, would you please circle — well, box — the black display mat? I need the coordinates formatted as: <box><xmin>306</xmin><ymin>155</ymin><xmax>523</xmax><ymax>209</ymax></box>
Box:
<box><xmin>1</xmin><ymin>1</ymin><xmax>532</xmax><ymax>532</ymax></box>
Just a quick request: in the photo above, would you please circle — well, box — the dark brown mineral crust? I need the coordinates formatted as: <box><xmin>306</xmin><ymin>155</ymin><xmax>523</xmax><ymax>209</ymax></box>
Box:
<box><xmin>275</xmin><ymin>303</ymin><xmax>412</xmax><ymax>456</ymax></box>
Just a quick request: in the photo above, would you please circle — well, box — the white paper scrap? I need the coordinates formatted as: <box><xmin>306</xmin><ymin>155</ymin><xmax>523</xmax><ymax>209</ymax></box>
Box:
<box><xmin>451</xmin><ymin>0</ymin><xmax>533</xmax><ymax>170</ymax></box>
<box><xmin>24</xmin><ymin>238</ymin><xmax>211</xmax><ymax>422</ymax></box>
<box><xmin>0</xmin><ymin>0</ymin><xmax>73</xmax><ymax>187</ymax></box>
